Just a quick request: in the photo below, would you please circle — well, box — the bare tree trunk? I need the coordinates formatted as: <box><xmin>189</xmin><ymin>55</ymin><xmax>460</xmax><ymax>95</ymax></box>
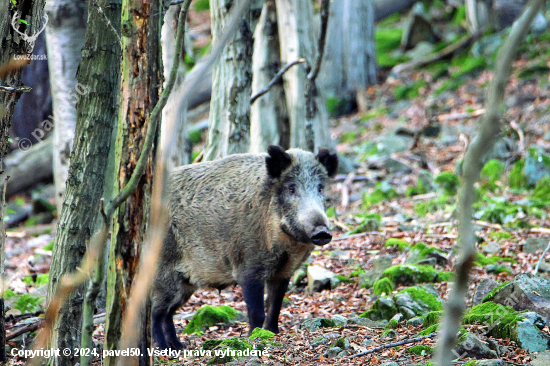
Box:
<box><xmin>249</xmin><ymin>1</ymin><xmax>289</xmax><ymax>153</ymax></box>
<box><xmin>320</xmin><ymin>0</ymin><xmax>376</xmax><ymax>99</ymax></box>
<box><xmin>466</xmin><ymin>0</ymin><xmax>493</xmax><ymax>35</ymax></box>
<box><xmin>275</xmin><ymin>0</ymin><xmax>330</xmax><ymax>151</ymax></box>
<box><xmin>46</xmin><ymin>0</ymin><xmax>121</xmax><ymax>364</ymax></box>
<box><xmin>203</xmin><ymin>0</ymin><xmax>252</xmax><ymax>160</ymax></box>
<box><xmin>103</xmin><ymin>1</ymin><xmax>163</xmax><ymax>365</ymax></box>
<box><xmin>45</xmin><ymin>0</ymin><xmax>87</xmax><ymax>212</ymax></box>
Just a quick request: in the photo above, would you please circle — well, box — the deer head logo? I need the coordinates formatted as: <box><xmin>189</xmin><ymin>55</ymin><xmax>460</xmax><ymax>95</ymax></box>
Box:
<box><xmin>11</xmin><ymin>12</ymin><xmax>48</xmax><ymax>54</ymax></box>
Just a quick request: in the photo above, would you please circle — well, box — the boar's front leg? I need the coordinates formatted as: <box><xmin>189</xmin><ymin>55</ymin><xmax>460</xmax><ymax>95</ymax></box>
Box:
<box><xmin>264</xmin><ymin>277</ymin><xmax>290</xmax><ymax>334</ymax></box>
<box><xmin>240</xmin><ymin>278</ymin><xmax>265</xmax><ymax>335</ymax></box>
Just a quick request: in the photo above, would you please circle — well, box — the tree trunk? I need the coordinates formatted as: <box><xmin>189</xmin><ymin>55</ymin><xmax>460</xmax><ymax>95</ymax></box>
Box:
<box><xmin>103</xmin><ymin>1</ymin><xmax>163</xmax><ymax>365</ymax></box>
<box><xmin>203</xmin><ymin>0</ymin><xmax>252</xmax><ymax>160</ymax></box>
<box><xmin>45</xmin><ymin>0</ymin><xmax>87</xmax><ymax>213</ymax></box>
<box><xmin>249</xmin><ymin>1</ymin><xmax>289</xmax><ymax>153</ymax></box>
<box><xmin>276</xmin><ymin>0</ymin><xmax>330</xmax><ymax>151</ymax></box>
<box><xmin>466</xmin><ymin>0</ymin><xmax>493</xmax><ymax>35</ymax></box>
<box><xmin>46</xmin><ymin>0</ymin><xmax>121</xmax><ymax>364</ymax></box>
<box><xmin>320</xmin><ymin>0</ymin><xmax>376</xmax><ymax>99</ymax></box>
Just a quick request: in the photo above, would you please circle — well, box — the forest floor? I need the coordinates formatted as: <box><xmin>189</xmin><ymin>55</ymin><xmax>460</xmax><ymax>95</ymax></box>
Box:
<box><xmin>5</xmin><ymin>7</ymin><xmax>550</xmax><ymax>366</ymax></box>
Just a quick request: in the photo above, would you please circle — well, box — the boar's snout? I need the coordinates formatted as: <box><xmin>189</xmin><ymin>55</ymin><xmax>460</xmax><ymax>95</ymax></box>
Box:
<box><xmin>311</xmin><ymin>228</ymin><xmax>332</xmax><ymax>245</ymax></box>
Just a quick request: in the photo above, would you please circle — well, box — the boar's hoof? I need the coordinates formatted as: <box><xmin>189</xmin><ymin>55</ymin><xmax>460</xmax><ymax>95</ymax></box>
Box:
<box><xmin>311</xmin><ymin>231</ymin><xmax>332</xmax><ymax>245</ymax></box>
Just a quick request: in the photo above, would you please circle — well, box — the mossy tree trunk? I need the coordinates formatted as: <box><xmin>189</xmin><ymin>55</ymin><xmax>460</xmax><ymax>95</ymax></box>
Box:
<box><xmin>44</xmin><ymin>0</ymin><xmax>121</xmax><ymax>365</ymax></box>
<box><xmin>103</xmin><ymin>1</ymin><xmax>163</xmax><ymax>365</ymax></box>
<box><xmin>203</xmin><ymin>0</ymin><xmax>252</xmax><ymax>161</ymax></box>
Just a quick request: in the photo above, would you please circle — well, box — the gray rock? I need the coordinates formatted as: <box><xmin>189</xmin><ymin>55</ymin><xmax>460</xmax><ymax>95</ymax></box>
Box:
<box><xmin>332</xmin><ymin>315</ymin><xmax>347</xmax><ymax>327</ymax></box>
<box><xmin>375</xmin><ymin>135</ymin><xmax>412</xmax><ymax>155</ymax></box>
<box><xmin>405</xmin><ymin>42</ymin><xmax>435</xmax><ymax>62</ymax></box>
<box><xmin>367</xmin><ymin>157</ymin><xmax>412</xmax><ymax>174</ymax></box>
<box><xmin>486</xmin><ymin>338</ymin><xmax>502</xmax><ymax>357</ymax></box>
<box><xmin>245</xmin><ymin>358</ymin><xmax>263</xmax><ymax>366</ymax></box>
<box><xmin>406</xmin><ymin>317</ymin><xmax>424</xmax><ymax>327</ymax></box>
<box><xmin>380</xmin><ymin>362</ymin><xmax>398</xmax><ymax>366</ymax></box>
<box><xmin>530</xmin><ymin>351</ymin><xmax>550</xmax><ymax>366</ymax></box>
<box><xmin>524</xmin><ymin>237</ymin><xmax>549</xmax><ymax>254</ymax></box>
<box><xmin>336</xmin><ymin>350</ymin><xmax>349</xmax><ymax>358</ymax></box>
<box><xmin>361</xmin><ymin>339</ymin><xmax>375</xmax><ymax>347</ymax></box>
<box><xmin>394</xmin><ymin>291</ymin><xmax>434</xmax><ymax>319</ymax></box>
<box><xmin>310</xmin><ymin>335</ymin><xmax>330</xmax><ymax>347</ymax></box>
<box><xmin>530</xmin><ymin>12</ymin><xmax>548</xmax><ymax>36</ymax></box>
<box><xmin>510</xmin><ymin>317</ymin><xmax>550</xmax><ymax>352</ymax></box>
<box><xmin>485</xmin><ymin>273</ymin><xmax>550</xmax><ymax>326</ymax></box>
<box><xmin>473</xmin><ymin>279</ymin><xmax>499</xmax><ymax>306</ymax></box>
<box><xmin>471</xmin><ymin>33</ymin><xmax>504</xmax><ymax>58</ymax></box>
<box><xmin>476</xmin><ymin>360</ymin><xmax>505</xmax><ymax>366</ymax></box>
<box><xmin>358</xmin><ymin>256</ymin><xmax>392</xmax><ymax>288</ymax></box>
<box><xmin>455</xmin><ymin>332</ymin><xmax>498</xmax><ymax>359</ymax></box>
<box><xmin>307</xmin><ymin>266</ymin><xmax>339</xmax><ymax>293</ymax></box>
<box><xmin>401</xmin><ymin>12</ymin><xmax>440</xmax><ymax>50</ymax></box>
<box><xmin>348</xmin><ymin>316</ymin><xmax>387</xmax><ymax>328</ymax></box>
<box><xmin>524</xmin><ymin>152</ymin><xmax>550</xmax><ymax>186</ymax></box>
<box><xmin>300</xmin><ymin>318</ymin><xmax>337</xmax><ymax>332</ymax></box>
<box><xmin>323</xmin><ymin>347</ymin><xmax>342</xmax><ymax>359</ymax></box>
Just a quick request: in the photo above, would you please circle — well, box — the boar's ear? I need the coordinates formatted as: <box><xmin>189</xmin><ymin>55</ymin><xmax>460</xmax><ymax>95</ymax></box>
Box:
<box><xmin>316</xmin><ymin>149</ymin><xmax>338</xmax><ymax>178</ymax></box>
<box><xmin>266</xmin><ymin>145</ymin><xmax>292</xmax><ymax>178</ymax></box>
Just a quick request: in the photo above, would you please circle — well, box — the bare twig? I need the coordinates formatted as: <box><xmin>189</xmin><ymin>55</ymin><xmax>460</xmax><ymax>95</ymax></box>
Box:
<box><xmin>307</xmin><ymin>0</ymin><xmax>330</xmax><ymax>81</ymax></box>
<box><xmin>250</xmin><ymin>58</ymin><xmax>306</xmax><ymax>104</ymax></box>
<box><xmin>117</xmin><ymin>0</ymin><xmax>253</xmax><ymax>361</ymax></box>
<box><xmin>434</xmin><ymin>2</ymin><xmax>544</xmax><ymax>365</ymax></box>
<box><xmin>340</xmin><ymin>172</ymin><xmax>355</xmax><ymax>209</ymax></box>
<box><xmin>0</xmin><ymin>85</ymin><xmax>32</xmax><ymax>93</ymax></box>
<box><xmin>437</xmin><ymin>109</ymin><xmax>485</xmax><ymax>121</ymax></box>
<box><xmin>347</xmin><ymin>333</ymin><xmax>437</xmax><ymax>359</ymax></box>
<box><xmin>6</xmin><ymin>320</ymin><xmax>43</xmax><ymax>341</ymax></box>
<box><xmin>92</xmin><ymin>0</ymin><xmax>122</xmax><ymax>48</ymax></box>
<box><xmin>534</xmin><ymin>239</ymin><xmax>550</xmax><ymax>275</ymax></box>
<box><xmin>509</xmin><ymin>120</ymin><xmax>525</xmax><ymax>153</ymax></box>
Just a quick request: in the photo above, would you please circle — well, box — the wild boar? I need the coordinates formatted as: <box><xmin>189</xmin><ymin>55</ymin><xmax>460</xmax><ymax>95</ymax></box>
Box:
<box><xmin>152</xmin><ymin>146</ymin><xmax>338</xmax><ymax>350</ymax></box>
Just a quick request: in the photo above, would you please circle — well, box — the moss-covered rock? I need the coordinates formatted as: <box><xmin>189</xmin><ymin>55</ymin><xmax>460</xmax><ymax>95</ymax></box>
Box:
<box><xmin>381</xmin><ymin>264</ymin><xmax>439</xmax><ymax>286</ymax></box>
<box><xmin>423</xmin><ymin>310</ymin><xmax>442</xmax><ymax>328</ymax></box>
<box><xmin>184</xmin><ymin>305</ymin><xmax>239</xmax><ymax>335</ymax></box>
<box><xmin>249</xmin><ymin>328</ymin><xmax>274</xmax><ymax>341</ymax></box>
<box><xmin>405</xmin><ymin>242</ymin><xmax>445</xmax><ymax>264</ymax></box>
<box><xmin>206</xmin><ymin>337</ymin><xmax>254</xmax><ymax>365</ymax></box>
<box><xmin>384</xmin><ymin>238</ymin><xmax>409</xmax><ymax>251</ymax></box>
<box><xmin>300</xmin><ymin>318</ymin><xmax>337</xmax><ymax>332</ymax></box>
<box><xmin>373</xmin><ymin>277</ymin><xmax>395</xmax><ymax>295</ymax></box>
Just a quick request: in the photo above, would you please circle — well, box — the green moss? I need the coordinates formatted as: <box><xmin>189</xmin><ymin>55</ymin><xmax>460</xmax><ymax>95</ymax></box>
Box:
<box><xmin>43</xmin><ymin>241</ymin><xmax>54</xmax><ymax>251</ymax></box>
<box><xmin>349</xmin><ymin>266</ymin><xmax>365</xmax><ymax>277</ymax></box>
<box><xmin>335</xmin><ymin>274</ymin><xmax>355</xmax><ymax>284</ymax></box>
<box><xmin>375</xmin><ymin>28</ymin><xmax>407</xmax><ymax>67</ymax></box>
<box><xmin>330</xmin><ymin>338</ymin><xmax>348</xmax><ymax>349</ymax></box>
<box><xmin>464</xmin><ymin>360</ymin><xmax>480</xmax><ymax>366</ymax></box>
<box><xmin>423</xmin><ymin>311</ymin><xmax>443</xmax><ymax>328</ymax></box>
<box><xmin>249</xmin><ymin>328</ymin><xmax>274</xmax><ymax>341</ymax></box>
<box><xmin>381</xmin><ymin>264</ymin><xmax>439</xmax><ymax>286</ymax></box>
<box><xmin>452</xmin><ymin>5</ymin><xmax>466</xmax><ymax>24</ymax></box>
<box><xmin>437</xmin><ymin>271</ymin><xmax>454</xmax><ymax>282</ymax></box>
<box><xmin>489</xmin><ymin>231</ymin><xmax>512</xmax><ymax>240</ymax></box>
<box><xmin>481</xmin><ymin>159</ymin><xmax>505</xmax><ymax>183</ymax></box>
<box><xmin>435</xmin><ymin>172</ymin><xmax>459</xmax><ymax>195</ymax></box>
<box><xmin>509</xmin><ymin>159</ymin><xmax>528</xmax><ymax>190</ymax></box>
<box><xmin>327</xmin><ymin>97</ymin><xmax>350</xmax><ymax>117</ymax></box>
<box><xmin>362</xmin><ymin>183</ymin><xmax>398</xmax><ymax>209</ymax></box>
<box><xmin>349</xmin><ymin>214</ymin><xmax>381</xmax><ymax>234</ymax></box>
<box><xmin>482</xmin><ymin>281</ymin><xmax>509</xmax><ymax>302</ymax></box>
<box><xmin>202</xmin><ymin>339</ymin><xmax>223</xmax><ymax>350</ymax></box>
<box><xmin>373</xmin><ymin>278</ymin><xmax>395</xmax><ymax>295</ymax></box>
<box><xmin>326</xmin><ymin>206</ymin><xmax>335</xmax><ymax>218</ymax></box>
<box><xmin>463</xmin><ymin>302</ymin><xmax>516</xmax><ymax>328</ymax></box>
<box><xmin>397</xmin><ymin>287</ymin><xmax>443</xmax><ymax>312</ymax></box>
<box><xmin>386</xmin><ymin>317</ymin><xmax>399</xmax><ymax>329</ymax></box>
<box><xmin>384</xmin><ymin>238</ymin><xmax>409</xmax><ymax>251</ymax></box>
<box><xmin>206</xmin><ymin>337</ymin><xmax>253</xmax><ymax>365</ymax></box>
<box><xmin>194</xmin><ymin>0</ymin><xmax>209</xmax><ymax>11</ymax></box>
<box><xmin>188</xmin><ymin>129</ymin><xmax>202</xmax><ymax>144</ymax></box>
<box><xmin>361</xmin><ymin>107</ymin><xmax>388</xmax><ymax>121</ymax></box>
<box><xmin>454</xmin><ymin>57</ymin><xmax>487</xmax><ymax>78</ymax></box>
<box><xmin>184</xmin><ymin>305</ymin><xmax>238</xmax><ymax>335</ymax></box>
<box><xmin>340</xmin><ymin>131</ymin><xmax>356</xmax><ymax>144</ymax></box>
<box><xmin>394</xmin><ymin>79</ymin><xmax>428</xmax><ymax>101</ymax></box>
<box><xmin>532</xmin><ymin>175</ymin><xmax>550</xmax><ymax>201</ymax></box>
<box><xmin>408</xmin><ymin>345</ymin><xmax>433</xmax><ymax>355</ymax></box>
<box><xmin>486</xmin><ymin>264</ymin><xmax>512</xmax><ymax>275</ymax></box>
<box><xmin>473</xmin><ymin>251</ymin><xmax>499</xmax><ymax>266</ymax></box>
<box><xmin>419</xmin><ymin>324</ymin><xmax>439</xmax><ymax>336</ymax></box>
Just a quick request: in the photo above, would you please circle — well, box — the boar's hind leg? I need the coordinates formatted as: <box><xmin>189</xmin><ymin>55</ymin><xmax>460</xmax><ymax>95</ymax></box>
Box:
<box><xmin>240</xmin><ymin>278</ymin><xmax>266</xmax><ymax>335</ymax></box>
<box><xmin>153</xmin><ymin>279</ymin><xmax>196</xmax><ymax>350</ymax></box>
<box><xmin>264</xmin><ymin>277</ymin><xmax>290</xmax><ymax>334</ymax></box>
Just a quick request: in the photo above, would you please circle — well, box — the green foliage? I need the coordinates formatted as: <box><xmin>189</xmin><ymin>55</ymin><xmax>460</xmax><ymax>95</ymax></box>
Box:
<box><xmin>394</xmin><ymin>79</ymin><xmax>428</xmax><ymax>101</ymax></box>
<box><xmin>349</xmin><ymin>266</ymin><xmax>365</xmax><ymax>278</ymax></box>
<box><xmin>327</xmin><ymin>97</ymin><xmax>350</xmax><ymax>117</ymax></box>
<box><xmin>531</xmin><ymin>176</ymin><xmax>550</xmax><ymax>202</ymax></box>
<box><xmin>14</xmin><ymin>294</ymin><xmax>42</xmax><ymax>314</ymax></box>
<box><xmin>435</xmin><ymin>56</ymin><xmax>487</xmax><ymax>95</ymax></box>
<box><xmin>452</xmin><ymin>5</ymin><xmax>466</xmax><ymax>24</ymax></box>
<box><xmin>434</xmin><ymin>171</ymin><xmax>459</xmax><ymax>195</ymax></box>
<box><xmin>340</xmin><ymin>131</ymin><xmax>356</xmax><ymax>144</ymax></box>
<box><xmin>406</xmin><ymin>177</ymin><xmax>428</xmax><ymax>197</ymax></box>
<box><xmin>437</xmin><ymin>271</ymin><xmax>454</xmax><ymax>282</ymax></box>
<box><xmin>43</xmin><ymin>241</ymin><xmax>54</xmax><ymax>251</ymax></box>
<box><xmin>423</xmin><ymin>311</ymin><xmax>443</xmax><ymax>328</ymax></box>
<box><xmin>194</xmin><ymin>0</ymin><xmax>210</xmax><ymax>11</ymax></box>
<box><xmin>188</xmin><ymin>129</ymin><xmax>202</xmax><ymax>144</ymax></box>
<box><xmin>375</xmin><ymin>29</ymin><xmax>408</xmax><ymax>67</ymax></box>
<box><xmin>488</xmin><ymin>231</ymin><xmax>512</xmax><ymax>240</ymax></box>
<box><xmin>249</xmin><ymin>328</ymin><xmax>274</xmax><ymax>341</ymax></box>
<box><xmin>349</xmin><ymin>214</ymin><xmax>381</xmax><ymax>234</ymax></box>
<box><xmin>384</xmin><ymin>238</ymin><xmax>409</xmax><ymax>252</ymax></box>
<box><xmin>386</xmin><ymin>317</ymin><xmax>399</xmax><ymax>329</ymax></box>
<box><xmin>482</xmin><ymin>281</ymin><xmax>509</xmax><ymax>302</ymax></box>
<box><xmin>184</xmin><ymin>305</ymin><xmax>238</xmax><ymax>335</ymax></box>
<box><xmin>361</xmin><ymin>107</ymin><xmax>388</xmax><ymax>121</ymax></box>
<box><xmin>202</xmin><ymin>339</ymin><xmax>223</xmax><ymax>350</ymax></box>
<box><xmin>408</xmin><ymin>345</ymin><xmax>433</xmax><ymax>355</ymax></box>
<box><xmin>326</xmin><ymin>206</ymin><xmax>336</xmax><ymax>218</ymax></box>
<box><xmin>373</xmin><ymin>277</ymin><xmax>394</xmax><ymax>295</ymax></box>
<box><xmin>334</xmin><ymin>274</ymin><xmax>355</xmax><ymax>284</ymax></box>
<box><xmin>23</xmin><ymin>274</ymin><xmax>49</xmax><ymax>286</ymax></box>
<box><xmin>381</xmin><ymin>264</ymin><xmax>439</xmax><ymax>286</ymax></box>
<box><xmin>481</xmin><ymin>159</ymin><xmax>505</xmax><ymax>183</ymax></box>
<box><xmin>419</xmin><ymin>324</ymin><xmax>439</xmax><ymax>336</ymax></box>
<box><xmin>362</xmin><ymin>183</ymin><xmax>398</xmax><ymax>209</ymax></box>
<box><xmin>509</xmin><ymin>159</ymin><xmax>528</xmax><ymax>189</ymax></box>
<box><xmin>415</xmin><ymin>194</ymin><xmax>453</xmax><ymax>217</ymax></box>
<box><xmin>4</xmin><ymin>289</ymin><xmax>16</xmax><ymax>298</ymax></box>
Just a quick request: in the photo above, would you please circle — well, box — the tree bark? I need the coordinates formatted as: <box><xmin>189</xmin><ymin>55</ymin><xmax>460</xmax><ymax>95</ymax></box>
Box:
<box><xmin>203</xmin><ymin>0</ymin><xmax>252</xmax><ymax>160</ymax></box>
<box><xmin>249</xmin><ymin>1</ymin><xmax>289</xmax><ymax>153</ymax></box>
<box><xmin>276</xmin><ymin>0</ymin><xmax>330</xmax><ymax>151</ymax></box>
<box><xmin>103</xmin><ymin>1</ymin><xmax>163</xmax><ymax>365</ymax></box>
<box><xmin>320</xmin><ymin>0</ymin><xmax>376</xmax><ymax>99</ymax></box>
<box><xmin>45</xmin><ymin>0</ymin><xmax>87</xmax><ymax>213</ymax></box>
<box><xmin>46</xmin><ymin>0</ymin><xmax>121</xmax><ymax>364</ymax></box>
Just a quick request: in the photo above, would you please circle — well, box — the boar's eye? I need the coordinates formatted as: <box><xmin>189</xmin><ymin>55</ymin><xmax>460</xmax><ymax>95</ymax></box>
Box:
<box><xmin>288</xmin><ymin>184</ymin><xmax>296</xmax><ymax>195</ymax></box>
<box><xmin>318</xmin><ymin>184</ymin><xmax>324</xmax><ymax>193</ymax></box>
